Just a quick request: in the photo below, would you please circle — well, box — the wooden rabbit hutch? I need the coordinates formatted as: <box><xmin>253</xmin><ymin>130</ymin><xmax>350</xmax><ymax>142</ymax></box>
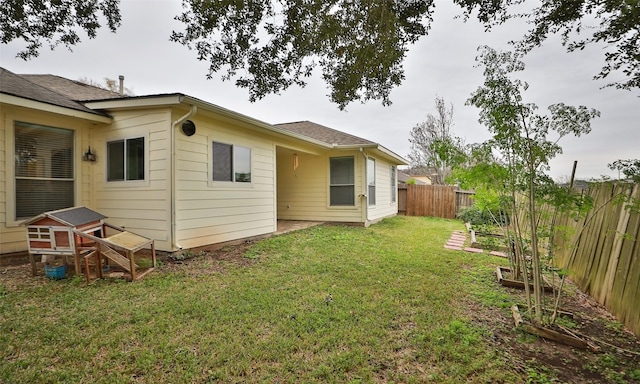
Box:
<box><xmin>23</xmin><ymin>206</ymin><xmax>156</xmax><ymax>282</ymax></box>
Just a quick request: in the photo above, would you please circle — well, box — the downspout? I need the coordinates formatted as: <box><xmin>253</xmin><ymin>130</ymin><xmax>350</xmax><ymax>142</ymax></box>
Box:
<box><xmin>360</xmin><ymin>147</ymin><xmax>369</xmax><ymax>224</ymax></box>
<box><xmin>171</xmin><ymin>105</ymin><xmax>197</xmax><ymax>250</ymax></box>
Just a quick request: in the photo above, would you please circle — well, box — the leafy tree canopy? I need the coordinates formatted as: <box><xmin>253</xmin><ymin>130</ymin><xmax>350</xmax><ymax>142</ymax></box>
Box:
<box><xmin>458</xmin><ymin>0</ymin><xmax>640</xmax><ymax>90</ymax></box>
<box><xmin>0</xmin><ymin>0</ymin><xmax>122</xmax><ymax>60</ymax></box>
<box><xmin>170</xmin><ymin>0</ymin><xmax>432</xmax><ymax>109</ymax></box>
<box><xmin>171</xmin><ymin>0</ymin><xmax>640</xmax><ymax>106</ymax></box>
<box><xmin>2</xmin><ymin>1</ymin><xmax>637</xmax><ymax>107</ymax></box>
<box><xmin>608</xmin><ymin>159</ymin><xmax>640</xmax><ymax>182</ymax></box>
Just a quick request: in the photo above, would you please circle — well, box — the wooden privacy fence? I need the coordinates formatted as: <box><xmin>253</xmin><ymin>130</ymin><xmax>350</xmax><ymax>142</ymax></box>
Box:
<box><xmin>552</xmin><ymin>182</ymin><xmax>640</xmax><ymax>336</ymax></box>
<box><xmin>455</xmin><ymin>189</ymin><xmax>475</xmax><ymax>216</ymax></box>
<box><xmin>399</xmin><ymin>185</ymin><xmax>462</xmax><ymax>219</ymax></box>
<box><xmin>398</xmin><ymin>185</ymin><xmax>475</xmax><ymax>218</ymax></box>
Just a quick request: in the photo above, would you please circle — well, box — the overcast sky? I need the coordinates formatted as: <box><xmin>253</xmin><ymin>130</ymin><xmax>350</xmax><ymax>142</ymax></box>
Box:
<box><xmin>2</xmin><ymin>0</ymin><xmax>638</xmax><ymax>180</ymax></box>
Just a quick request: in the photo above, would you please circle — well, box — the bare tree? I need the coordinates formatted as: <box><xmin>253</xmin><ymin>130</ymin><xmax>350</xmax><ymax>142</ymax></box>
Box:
<box><xmin>408</xmin><ymin>96</ymin><xmax>465</xmax><ymax>184</ymax></box>
<box><xmin>77</xmin><ymin>77</ymin><xmax>134</xmax><ymax>96</ymax></box>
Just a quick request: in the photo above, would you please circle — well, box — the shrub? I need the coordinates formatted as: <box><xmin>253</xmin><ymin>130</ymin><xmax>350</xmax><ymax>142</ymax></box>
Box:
<box><xmin>458</xmin><ymin>205</ymin><xmax>493</xmax><ymax>226</ymax></box>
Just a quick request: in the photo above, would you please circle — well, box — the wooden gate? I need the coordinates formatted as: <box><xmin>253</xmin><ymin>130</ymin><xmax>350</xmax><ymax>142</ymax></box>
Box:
<box><xmin>406</xmin><ymin>184</ymin><xmax>456</xmax><ymax>219</ymax></box>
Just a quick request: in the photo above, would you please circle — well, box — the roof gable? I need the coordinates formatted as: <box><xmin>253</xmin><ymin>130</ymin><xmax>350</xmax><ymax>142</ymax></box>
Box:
<box><xmin>274</xmin><ymin>121</ymin><xmax>374</xmax><ymax>146</ymax></box>
<box><xmin>0</xmin><ymin>67</ymin><xmax>107</xmax><ymax>116</ymax></box>
<box><xmin>20</xmin><ymin>74</ymin><xmax>123</xmax><ymax>101</ymax></box>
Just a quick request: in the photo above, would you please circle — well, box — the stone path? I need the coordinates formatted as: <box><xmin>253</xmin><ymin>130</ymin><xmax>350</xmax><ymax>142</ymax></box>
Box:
<box><xmin>444</xmin><ymin>230</ymin><xmax>507</xmax><ymax>257</ymax></box>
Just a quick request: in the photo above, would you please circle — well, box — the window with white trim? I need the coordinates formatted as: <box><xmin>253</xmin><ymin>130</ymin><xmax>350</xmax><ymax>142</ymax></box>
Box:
<box><xmin>367</xmin><ymin>157</ymin><xmax>376</xmax><ymax>206</ymax></box>
<box><xmin>107</xmin><ymin>137</ymin><xmax>145</xmax><ymax>181</ymax></box>
<box><xmin>14</xmin><ymin>122</ymin><xmax>74</xmax><ymax>219</ymax></box>
<box><xmin>330</xmin><ymin>156</ymin><xmax>355</xmax><ymax>206</ymax></box>
<box><xmin>212</xmin><ymin>142</ymin><xmax>251</xmax><ymax>182</ymax></box>
<box><xmin>391</xmin><ymin>166</ymin><xmax>397</xmax><ymax>203</ymax></box>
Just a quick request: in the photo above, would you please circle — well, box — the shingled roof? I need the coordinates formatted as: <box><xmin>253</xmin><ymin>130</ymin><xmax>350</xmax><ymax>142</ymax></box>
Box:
<box><xmin>0</xmin><ymin>68</ymin><xmax>107</xmax><ymax>116</ymax></box>
<box><xmin>22</xmin><ymin>206</ymin><xmax>107</xmax><ymax>227</ymax></box>
<box><xmin>274</xmin><ymin>121</ymin><xmax>375</xmax><ymax>146</ymax></box>
<box><xmin>21</xmin><ymin>74</ymin><xmax>122</xmax><ymax>101</ymax></box>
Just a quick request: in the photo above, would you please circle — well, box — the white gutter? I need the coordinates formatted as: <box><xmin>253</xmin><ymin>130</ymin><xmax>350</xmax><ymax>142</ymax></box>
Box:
<box><xmin>84</xmin><ymin>94</ymin><xmax>183</xmax><ymax>110</ymax></box>
<box><xmin>334</xmin><ymin>143</ymin><xmax>408</xmax><ymax>165</ymax></box>
<box><xmin>170</xmin><ymin>103</ymin><xmax>197</xmax><ymax>251</ymax></box>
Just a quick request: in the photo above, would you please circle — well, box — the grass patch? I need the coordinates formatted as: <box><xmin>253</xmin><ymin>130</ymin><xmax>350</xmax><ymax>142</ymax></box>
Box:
<box><xmin>0</xmin><ymin>216</ymin><xmax>523</xmax><ymax>382</ymax></box>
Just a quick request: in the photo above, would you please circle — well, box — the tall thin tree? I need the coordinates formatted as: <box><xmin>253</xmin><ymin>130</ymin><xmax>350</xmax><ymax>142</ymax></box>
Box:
<box><xmin>408</xmin><ymin>96</ymin><xmax>465</xmax><ymax>185</ymax></box>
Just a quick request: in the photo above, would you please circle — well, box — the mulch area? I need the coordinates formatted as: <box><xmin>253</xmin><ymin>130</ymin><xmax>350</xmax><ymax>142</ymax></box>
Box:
<box><xmin>474</xmin><ymin>280</ymin><xmax>640</xmax><ymax>383</ymax></box>
<box><xmin>442</xmin><ymin>230</ymin><xmax>640</xmax><ymax>383</ymax></box>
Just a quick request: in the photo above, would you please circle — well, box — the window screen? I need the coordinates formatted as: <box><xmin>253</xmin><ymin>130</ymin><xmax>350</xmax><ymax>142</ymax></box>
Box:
<box><xmin>391</xmin><ymin>166</ymin><xmax>397</xmax><ymax>203</ymax></box>
<box><xmin>107</xmin><ymin>137</ymin><xmax>144</xmax><ymax>181</ymax></box>
<box><xmin>330</xmin><ymin>156</ymin><xmax>355</xmax><ymax>206</ymax></box>
<box><xmin>367</xmin><ymin>158</ymin><xmax>376</xmax><ymax>206</ymax></box>
<box><xmin>213</xmin><ymin>142</ymin><xmax>251</xmax><ymax>182</ymax></box>
<box><xmin>15</xmin><ymin>122</ymin><xmax>74</xmax><ymax>219</ymax></box>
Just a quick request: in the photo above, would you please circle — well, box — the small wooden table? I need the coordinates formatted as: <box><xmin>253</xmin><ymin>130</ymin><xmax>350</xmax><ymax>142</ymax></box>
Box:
<box><xmin>80</xmin><ymin>229</ymin><xmax>156</xmax><ymax>283</ymax></box>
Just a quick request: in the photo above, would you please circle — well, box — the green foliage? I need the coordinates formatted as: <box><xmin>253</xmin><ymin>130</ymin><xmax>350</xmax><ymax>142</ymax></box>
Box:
<box><xmin>583</xmin><ymin>353</ymin><xmax>636</xmax><ymax>384</ymax></box>
<box><xmin>465</xmin><ymin>45</ymin><xmax>600</xmax><ymax>323</ymax></box>
<box><xmin>477</xmin><ymin>235</ymin><xmax>503</xmax><ymax>251</ymax></box>
<box><xmin>0</xmin><ymin>0</ymin><xmax>122</xmax><ymax>60</ymax></box>
<box><xmin>554</xmin><ymin>315</ymin><xmax>577</xmax><ymax>329</ymax></box>
<box><xmin>458</xmin><ymin>205</ymin><xmax>495</xmax><ymax>226</ymax></box>
<box><xmin>136</xmin><ymin>258</ymin><xmax>153</xmax><ymax>269</ymax></box>
<box><xmin>458</xmin><ymin>0</ymin><xmax>640</xmax><ymax>90</ymax></box>
<box><xmin>170</xmin><ymin>0</ymin><xmax>639</xmax><ymax>106</ymax></box>
<box><xmin>5</xmin><ymin>1</ymin><xmax>638</xmax><ymax>106</ymax></box>
<box><xmin>608</xmin><ymin>159</ymin><xmax>640</xmax><ymax>182</ymax></box>
<box><xmin>406</xmin><ymin>178</ymin><xmax>417</xmax><ymax>185</ymax></box>
<box><xmin>171</xmin><ymin>0</ymin><xmax>431</xmax><ymax>109</ymax></box>
<box><xmin>525</xmin><ymin>366</ymin><xmax>558</xmax><ymax>384</ymax></box>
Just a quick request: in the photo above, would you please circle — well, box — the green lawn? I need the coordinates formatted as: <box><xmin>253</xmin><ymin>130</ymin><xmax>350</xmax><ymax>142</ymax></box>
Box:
<box><xmin>1</xmin><ymin>216</ymin><xmax>521</xmax><ymax>383</ymax></box>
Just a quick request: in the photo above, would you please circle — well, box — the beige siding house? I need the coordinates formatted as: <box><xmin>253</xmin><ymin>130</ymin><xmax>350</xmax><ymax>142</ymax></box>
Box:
<box><xmin>1</xmin><ymin>68</ymin><xmax>407</xmax><ymax>254</ymax></box>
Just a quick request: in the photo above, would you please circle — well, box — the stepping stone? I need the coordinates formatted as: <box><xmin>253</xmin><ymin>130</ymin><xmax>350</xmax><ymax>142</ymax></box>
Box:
<box><xmin>444</xmin><ymin>245</ymin><xmax>463</xmax><ymax>251</ymax></box>
<box><xmin>449</xmin><ymin>236</ymin><xmax>467</xmax><ymax>241</ymax></box>
<box><xmin>446</xmin><ymin>240</ymin><xmax>465</xmax><ymax>246</ymax></box>
<box><xmin>463</xmin><ymin>247</ymin><xmax>484</xmax><ymax>253</ymax></box>
<box><xmin>489</xmin><ymin>251</ymin><xmax>507</xmax><ymax>258</ymax></box>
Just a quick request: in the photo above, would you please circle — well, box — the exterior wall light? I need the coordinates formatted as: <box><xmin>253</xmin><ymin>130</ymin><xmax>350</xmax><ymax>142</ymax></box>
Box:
<box><xmin>83</xmin><ymin>146</ymin><xmax>96</xmax><ymax>162</ymax></box>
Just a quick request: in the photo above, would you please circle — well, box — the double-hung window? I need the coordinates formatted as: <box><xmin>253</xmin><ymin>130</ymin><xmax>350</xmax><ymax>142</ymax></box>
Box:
<box><xmin>367</xmin><ymin>157</ymin><xmax>376</xmax><ymax>206</ymax></box>
<box><xmin>330</xmin><ymin>156</ymin><xmax>355</xmax><ymax>206</ymax></box>
<box><xmin>391</xmin><ymin>166</ymin><xmax>397</xmax><ymax>203</ymax></box>
<box><xmin>107</xmin><ymin>137</ymin><xmax>145</xmax><ymax>181</ymax></box>
<box><xmin>14</xmin><ymin>122</ymin><xmax>74</xmax><ymax>219</ymax></box>
<box><xmin>212</xmin><ymin>142</ymin><xmax>251</xmax><ymax>182</ymax></box>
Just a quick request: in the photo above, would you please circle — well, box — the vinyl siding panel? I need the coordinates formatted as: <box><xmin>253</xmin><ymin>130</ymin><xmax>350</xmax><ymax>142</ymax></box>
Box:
<box><xmin>92</xmin><ymin>109</ymin><xmax>172</xmax><ymax>249</ymax></box>
<box><xmin>276</xmin><ymin>148</ymin><xmax>364</xmax><ymax>223</ymax></box>
<box><xmin>178</xmin><ymin>220</ymin><xmax>274</xmax><ymax>249</ymax></box>
<box><xmin>173</xmin><ymin>113</ymin><xmax>278</xmax><ymax>249</ymax></box>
